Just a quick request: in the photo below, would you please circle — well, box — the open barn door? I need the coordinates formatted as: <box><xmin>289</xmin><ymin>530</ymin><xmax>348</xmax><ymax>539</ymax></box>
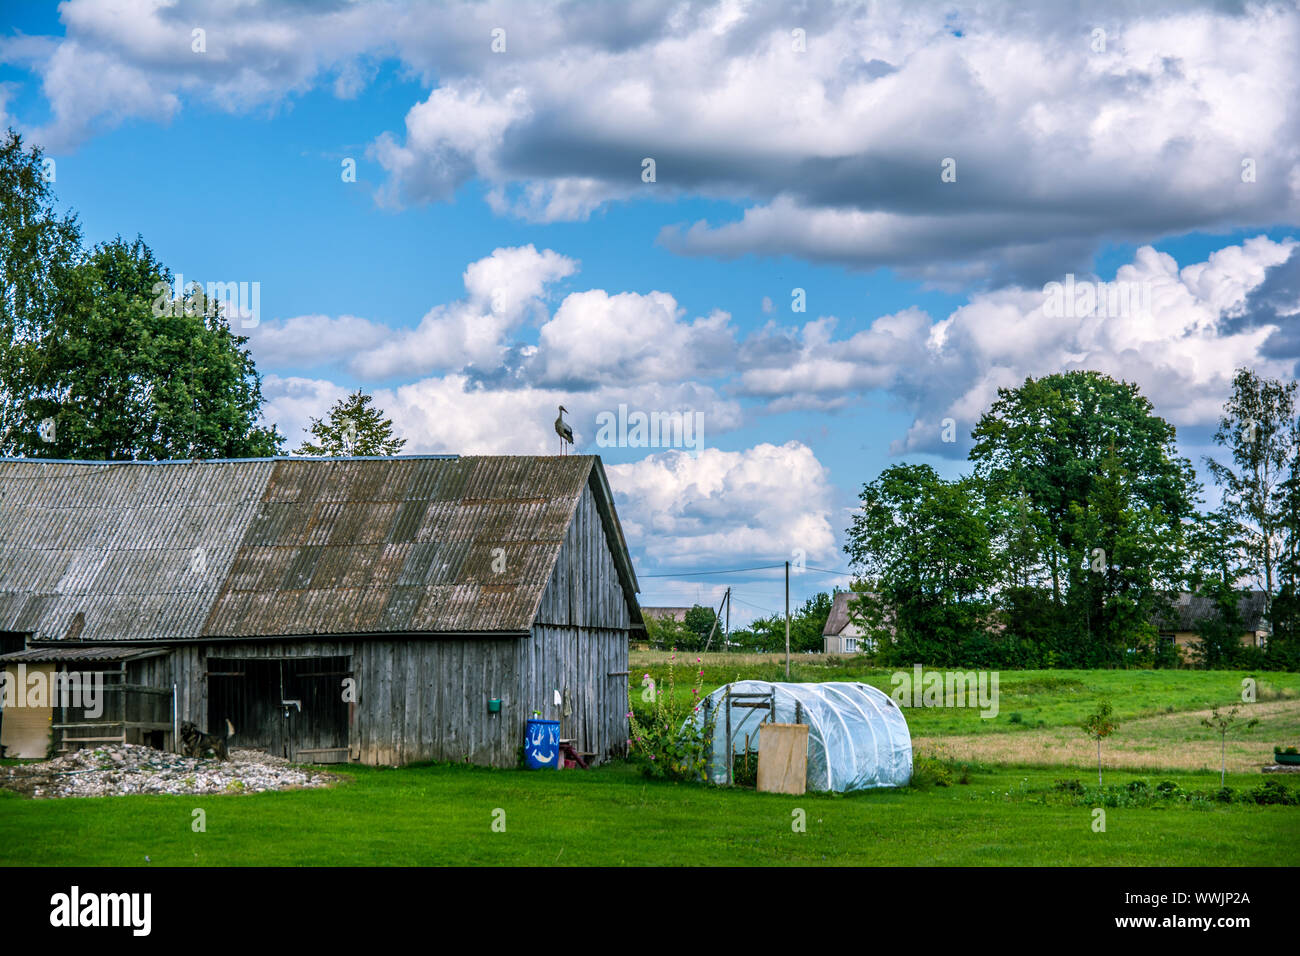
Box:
<box><xmin>207</xmin><ymin>657</ymin><xmax>351</xmax><ymax>763</ymax></box>
<box><xmin>282</xmin><ymin>658</ymin><xmax>351</xmax><ymax>764</ymax></box>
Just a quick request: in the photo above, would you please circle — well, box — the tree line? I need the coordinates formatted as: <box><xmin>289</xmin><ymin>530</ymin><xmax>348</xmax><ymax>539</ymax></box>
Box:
<box><xmin>844</xmin><ymin>369</ymin><xmax>1300</xmax><ymax>671</ymax></box>
<box><xmin>642</xmin><ymin>593</ymin><xmax>833</xmax><ymax>653</ymax></box>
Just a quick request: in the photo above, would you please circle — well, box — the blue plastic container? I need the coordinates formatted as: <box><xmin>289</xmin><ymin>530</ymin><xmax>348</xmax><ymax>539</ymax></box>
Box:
<box><xmin>524</xmin><ymin>718</ymin><xmax>561</xmax><ymax>769</ymax></box>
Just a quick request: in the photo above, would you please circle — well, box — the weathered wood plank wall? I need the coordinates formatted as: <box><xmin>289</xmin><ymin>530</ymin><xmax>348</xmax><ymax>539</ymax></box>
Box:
<box><xmin>528</xmin><ymin>477</ymin><xmax>631</xmax><ymax>762</ymax></box>
<box><xmin>160</xmin><ymin>637</ymin><xmax>525</xmax><ymax>767</ymax></box>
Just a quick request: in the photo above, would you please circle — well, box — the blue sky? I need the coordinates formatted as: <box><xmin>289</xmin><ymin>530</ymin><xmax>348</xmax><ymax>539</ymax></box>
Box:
<box><xmin>3</xmin><ymin>0</ymin><xmax>1299</xmax><ymax>620</ymax></box>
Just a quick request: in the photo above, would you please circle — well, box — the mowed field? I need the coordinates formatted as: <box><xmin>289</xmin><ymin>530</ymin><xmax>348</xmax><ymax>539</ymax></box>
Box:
<box><xmin>1</xmin><ymin>658</ymin><xmax>1297</xmax><ymax>866</ymax></box>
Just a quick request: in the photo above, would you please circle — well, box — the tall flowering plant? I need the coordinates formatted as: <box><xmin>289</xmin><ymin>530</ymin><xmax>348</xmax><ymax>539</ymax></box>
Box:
<box><xmin>627</xmin><ymin>650</ymin><xmax>717</xmax><ymax>782</ymax></box>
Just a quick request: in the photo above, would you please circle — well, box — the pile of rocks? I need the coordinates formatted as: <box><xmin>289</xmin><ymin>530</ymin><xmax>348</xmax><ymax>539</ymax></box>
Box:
<box><xmin>0</xmin><ymin>743</ymin><xmax>340</xmax><ymax>798</ymax></box>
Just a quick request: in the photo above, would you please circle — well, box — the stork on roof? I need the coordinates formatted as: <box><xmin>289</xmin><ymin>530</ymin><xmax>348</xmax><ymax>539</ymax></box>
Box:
<box><xmin>554</xmin><ymin>405</ymin><xmax>574</xmax><ymax>455</ymax></box>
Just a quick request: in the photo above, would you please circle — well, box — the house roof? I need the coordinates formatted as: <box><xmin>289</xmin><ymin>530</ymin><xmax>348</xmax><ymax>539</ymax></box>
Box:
<box><xmin>0</xmin><ymin>455</ymin><xmax>638</xmax><ymax>643</ymax></box>
<box><xmin>640</xmin><ymin>606</ymin><xmax>691</xmax><ymax>621</ymax></box>
<box><xmin>1161</xmin><ymin>590</ymin><xmax>1269</xmax><ymax>632</ymax></box>
<box><xmin>824</xmin><ymin>590</ymin><xmax>873</xmax><ymax>636</ymax></box>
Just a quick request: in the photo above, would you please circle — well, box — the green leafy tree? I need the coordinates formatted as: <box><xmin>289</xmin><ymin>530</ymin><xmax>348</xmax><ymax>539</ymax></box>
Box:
<box><xmin>970</xmin><ymin>372</ymin><xmax>1197</xmax><ymax>666</ymax></box>
<box><xmin>294</xmin><ymin>389</ymin><xmax>407</xmax><ymax>457</ymax></box>
<box><xmin>737</xmin><ymin>592</ymin><xmax>833</xmax><ymax>654</ymax></box>
<box><xmin>1065</xmin><ymin>445</ymin><xmax>1181</xmax><ymax>666</ymax></box>
<box><xmin>1204</xmin><ymin>369</ymin><xmax>1298</xmax><ymax>609</ymax></box>
<box><xmin>681</xmin><ymin>604</ymin><xmax>719</xmax><ymax>650</ymax></box>
<box><xmin>1201</xmin><ymin>706</ymin><xmax>1259</xmax><ymax>788</ymax></box>
<box><xmin>985</xmin><ymin>488</ymin><xmax>1056</xmax><ymax>666</ymax></box>
<box><xmin>845</xmin><ymin>463</ymin><xmax>997</xmax><ymax>666</ymax></box>
<box><xmin>730</xmin><ymin>614</ymin><xmax>784</xmax><ymax>653</ymax></box>
<box><xmin>13</xmin><ymin>236</ymin><xmax>283</xmax><ymax>459</ymax></box>
<box><xmin>642</xmin><ymin>612</ymin><xmax>693</xmax><ymax>651</ymax></box>
<box><xmin>0</xmin><ymin>129</ymin><xmax>84</xmax><ymax>455</ymax></box>
<box><xmin>1081</xmin><ymin>701</ymin><xmax>1119</xmax><ymax>785</ymax></box>
<box><xmin>790</xmin><ymin>591</ymin><xmax>833</xmax><ymax>653</ymax></box>
<box><xmin>1270</xmin><ymin>453</ymin><xmax>1300</xmax><ymax>669</ymax></box>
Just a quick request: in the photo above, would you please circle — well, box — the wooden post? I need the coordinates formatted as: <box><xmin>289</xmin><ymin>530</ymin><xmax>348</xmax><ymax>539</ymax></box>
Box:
<box><xmin>785</xmin><ymin>560</ymin><xmax>791</xmax><ymax>679</ymax></box>
<box><xmin>725</xmin><ymin>686</ymin><xmax>732</xmax><ymax>785</ymax></box>
<box><xmin>724</xmin><ymin>588</ymin><xmax>730</xmax><ymax>653</ymax></box>
<box><xmin>702</xmin><ymin>589</ymin><xmax>730</xmax><ymax>653</ymax></box>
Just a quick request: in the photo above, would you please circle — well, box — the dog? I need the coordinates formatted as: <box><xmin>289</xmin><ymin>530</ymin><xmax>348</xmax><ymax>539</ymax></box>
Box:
<box><xmin>179</xmin><ymin>719</ymin><xmax>235</xmax><ymax>760</ymax></box>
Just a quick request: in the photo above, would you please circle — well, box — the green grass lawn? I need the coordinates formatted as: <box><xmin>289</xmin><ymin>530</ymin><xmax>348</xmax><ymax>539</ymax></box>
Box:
<box><xmin>1</xmin><ymin>760</ymin><xmax>1296</xmax><ymax>866</ymax></box>
<box><xmin>3</xmin><ymin>661</ymin><xmax>1297</xmax><ymax>866</ymax></box>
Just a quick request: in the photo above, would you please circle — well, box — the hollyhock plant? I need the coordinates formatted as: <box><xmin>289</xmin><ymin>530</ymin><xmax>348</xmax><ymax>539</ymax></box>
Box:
<box><xmin>627</xmin><ymin>647</ymin><xmax>717</xmax><ymax>783</ymax></box>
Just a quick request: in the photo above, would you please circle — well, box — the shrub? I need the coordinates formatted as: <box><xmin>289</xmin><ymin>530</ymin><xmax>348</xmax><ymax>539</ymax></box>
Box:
<box><xmin>910</xmin><ymin>756</ymin><xmax>953</xmax><ymax>789</ymax></box>
<box><xmin>1248</xmin><ymin>779</ymin><xmax>1299</xmax><ymax>806</ymax></box>
<box><xmin>1038</xmin><ymin>777</ymin><xmax>1295</xmax><ymax>807</ymax></box>
<box><xmin>627</xmin><ymin>650</ymin><xmax>717</xmax><ymax>783</ymax></box>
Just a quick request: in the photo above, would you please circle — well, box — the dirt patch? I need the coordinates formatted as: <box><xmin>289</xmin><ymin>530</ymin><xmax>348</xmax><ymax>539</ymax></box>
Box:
<box><xmin>0</xmin><ymin>743</ymin><xmax>343</xmax><ymax>799</ymax></box>
<box><xmin>916</xmin><ymin>699</ymin><xmax>1300</xmax><ymax>773</ymax></box>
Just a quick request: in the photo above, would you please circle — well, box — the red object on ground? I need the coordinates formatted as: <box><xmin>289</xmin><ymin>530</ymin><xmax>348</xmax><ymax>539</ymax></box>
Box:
<box><xmin>558</xmin><ymin>740</ymin><xmax>590</xmax><ymax>769</ymax></box>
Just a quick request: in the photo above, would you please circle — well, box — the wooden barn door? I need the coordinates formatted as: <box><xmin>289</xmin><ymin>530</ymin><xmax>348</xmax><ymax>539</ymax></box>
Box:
<box><xmin>281</xmin><ymin>657</ymin><xmax>350</xmax><ymax>763</ymax></box>
<box><xmin>207</xmin><ymin>659</ymin><xmax>285</xmax><ymax>757</ymax></box>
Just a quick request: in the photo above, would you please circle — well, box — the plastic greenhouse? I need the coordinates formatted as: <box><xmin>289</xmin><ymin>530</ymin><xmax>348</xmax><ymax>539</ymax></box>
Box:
<box><xmin>688</xmin><ymin>681</ymin><xmax>912</xmax><ymax>792</ymax></box>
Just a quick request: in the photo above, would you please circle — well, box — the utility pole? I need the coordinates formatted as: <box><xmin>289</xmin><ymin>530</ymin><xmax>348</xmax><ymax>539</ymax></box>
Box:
<box><xmin>785</xmin><ymin>560</ymin><xmax>791</xmax><ymax>679</ymax></box>
<box><xmin>702</xmin><ymin>587</ymin><xmax>732</xmax><ymax>654</ymax></box>
<box><xmin>724</xmin><ymin>587</ymin><xmax>730</xmax><ymax>653</ymax></box>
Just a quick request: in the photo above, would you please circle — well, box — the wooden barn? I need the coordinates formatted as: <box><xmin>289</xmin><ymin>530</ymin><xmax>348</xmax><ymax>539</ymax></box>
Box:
<box><xmin>0</xmin><ymin>455</ymin><xmax>642</xmax><ymax>766</ymax></box>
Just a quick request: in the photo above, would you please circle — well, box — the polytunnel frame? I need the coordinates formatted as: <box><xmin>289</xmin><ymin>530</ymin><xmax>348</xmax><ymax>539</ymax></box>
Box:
<box><xmin>697</xmin><ymin>680</ymin><xmax>911</xmax><ymax>793</ymax></box>
<box><xmin>706</xmin><ymin>689</ymin><xmax>774</xmax><ymax>785</ymax></box>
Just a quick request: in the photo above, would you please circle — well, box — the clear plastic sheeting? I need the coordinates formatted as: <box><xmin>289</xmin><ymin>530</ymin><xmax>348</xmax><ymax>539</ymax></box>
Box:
<box><xmin>688</xmin><ymin>681</ymin><xmax>912</xmax><ymax>792</ymax></box>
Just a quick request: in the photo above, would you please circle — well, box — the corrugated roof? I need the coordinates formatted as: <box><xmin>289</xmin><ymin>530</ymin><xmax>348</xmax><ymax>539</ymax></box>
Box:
<box><xmin>1161</xmin><ymin>590</ymin><xmax>1270</xmax><ymax>632</ymax></box>
<box><xmin>0</xmin><ymin>645</ymin><xmax>169</xmax><ymax>663</ymax></box>
<box><xmin>0</xmin><ymin>455</ymin><xmax>638</xmax><ymax>643</ymax></box>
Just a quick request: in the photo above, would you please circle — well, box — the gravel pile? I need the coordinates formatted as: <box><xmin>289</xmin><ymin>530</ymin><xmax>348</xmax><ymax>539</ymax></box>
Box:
<box><xmin>0</xmin><ymin>743</ymin><xmax>341</xmax><ymax>798</ymax></box>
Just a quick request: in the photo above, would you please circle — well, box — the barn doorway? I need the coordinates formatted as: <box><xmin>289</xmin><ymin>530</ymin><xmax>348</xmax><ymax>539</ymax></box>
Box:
<box><xmin>207</xmin><ymin>657</ymin><xmax>351</xmax><ymax>763</ymax></box>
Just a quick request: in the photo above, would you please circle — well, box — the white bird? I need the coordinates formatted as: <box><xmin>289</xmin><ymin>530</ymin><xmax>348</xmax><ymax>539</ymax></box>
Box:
<box><xmin>554</xmin><ymin>405</ymin><xmax>574</xmax><ymax>454</ymax></box>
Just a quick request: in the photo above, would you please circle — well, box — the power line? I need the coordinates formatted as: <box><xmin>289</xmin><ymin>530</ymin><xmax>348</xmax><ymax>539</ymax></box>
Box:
<box><xmin>639</xmin><ymin>563</ymin><xmax>785</xmax><ymax>578</ymax></box>
<box><xmin>802</xmin><ymin>565</ymin><xmax>858</xmax><ymax>577</ymax></box>
<box><xmin>729</xmin><ymin>593</ymin><xmax>782</xmax><ymax>616</ymax></box>
<box><xmin>638</xmin><ymin>562</ymin><xmax>860</xmax><ymax>580</ymax></box>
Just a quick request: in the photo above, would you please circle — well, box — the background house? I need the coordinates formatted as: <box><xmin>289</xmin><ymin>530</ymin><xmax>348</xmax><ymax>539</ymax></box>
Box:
<box><xmin>822</xmin><ymin>590</ymin><xmax>875</xmax><ymax>654</ymax></box>
<box><xmin>0</xmin><ymin>455</ymin><xmax>641</xmax><ymax>765</ymax></box>
<box><xmin>1158</xmin><ymin>591</ymin><xmax>1270</xmax><ymax>653</ymax></box>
